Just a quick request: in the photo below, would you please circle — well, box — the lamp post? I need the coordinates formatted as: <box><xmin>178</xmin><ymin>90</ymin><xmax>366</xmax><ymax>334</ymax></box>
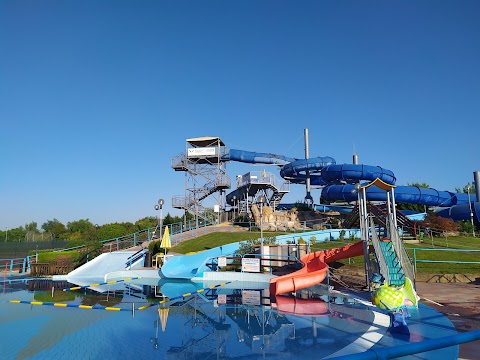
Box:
<box><xmin>467</xmin><ymin>185</ymin><xmax>475</xmax><ymax>237</ymax></box>
<box><xmin>155</xmin><ymin>199</ymin><xmax>165</xmax><ymax>240</ymax></box>
<box><xmin>258</xmin><ymin>195</ymin><xmax>265</xmax><ymax>246</ymax></box>
<box><xmin>5</xmin><ymin>227</ymin><xmax>7</xmax><ymax>243</ymax></box>
<box><xmin>150</xmin><ymin>310</ymin><xmax>160</xmax><ymax>350</ymax></box>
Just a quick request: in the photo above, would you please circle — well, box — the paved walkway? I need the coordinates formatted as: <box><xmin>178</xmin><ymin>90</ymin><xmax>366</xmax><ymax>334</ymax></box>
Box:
<box><xmin>416</xmin><ymin>282</ymin><xmax>480</xmax><ymax>360</ymax></box>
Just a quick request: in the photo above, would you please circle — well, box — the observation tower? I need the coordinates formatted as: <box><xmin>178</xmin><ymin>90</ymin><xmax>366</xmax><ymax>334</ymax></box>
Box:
<box><xmin>171</xmin><ymin>137</ymin><xmax>230</xmax><ymax>224</ymax></box>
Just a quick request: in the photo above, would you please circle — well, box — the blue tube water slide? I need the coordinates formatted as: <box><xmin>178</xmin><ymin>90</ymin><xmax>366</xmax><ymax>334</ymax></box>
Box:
<box><xmin>222</xmin><ymin>149</ymin><xmax>479</xmax><ymax>222</ymax></box>
<box><xmin>160</xmin><ymin>243</ymin><xmax>239</xmax><ymax>279</ymax></box>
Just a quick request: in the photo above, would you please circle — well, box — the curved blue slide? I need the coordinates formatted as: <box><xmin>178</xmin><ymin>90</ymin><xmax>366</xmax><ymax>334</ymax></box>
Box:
<box><xmin>222</xmin><ymin>149</ymin><xmax>479</xmax><ymax>222</ymax></box>
<box><xmin>160</xmin><ymin>243</ymin><xmax>239</xmax><ymax>279</ymax></box>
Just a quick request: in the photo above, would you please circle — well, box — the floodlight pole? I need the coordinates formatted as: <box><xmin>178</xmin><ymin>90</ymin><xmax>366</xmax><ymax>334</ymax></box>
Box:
<box><xmin>155</xmin><ymin>199</ymin><xmax>165</xmax><ymax>241</ymax></box>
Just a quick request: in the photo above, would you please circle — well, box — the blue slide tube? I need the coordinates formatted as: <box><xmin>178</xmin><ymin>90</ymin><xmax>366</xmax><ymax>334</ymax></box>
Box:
<box><xmin>222</xmin><ymin>149</ymin><xmax>479</xmax><ymax>222</ymax></box>
<box><xmin>160</xmin><ymin>243</ymin><xmax>239</xmax><ymax>279</ymax></box>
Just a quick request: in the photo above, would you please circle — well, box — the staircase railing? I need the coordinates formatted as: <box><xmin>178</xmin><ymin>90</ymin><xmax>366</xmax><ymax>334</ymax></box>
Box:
<box><xmin>388</xmin><ymin>215</ymin><xmax>415</xmax><ymax>284</ymax></box>
<box><xmin>342</xmin><ymin>203</ymin><xmax>360</xmax><ymax>229</ymax></box>
<box><xmin>367</xmin><ymin>203</ymin><xmax>388</xmax><ymax>232</ymax></box>
<box><xmin>369</xmin><ymin>218</ymin><xmax>390</xmax><ymax>285</ymax></box>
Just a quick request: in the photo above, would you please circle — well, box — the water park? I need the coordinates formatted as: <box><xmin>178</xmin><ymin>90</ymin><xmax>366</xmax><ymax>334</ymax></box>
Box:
<box><xmin>1</xmin><ymin>132</ymin><xmax>480</xmax><ymax>360</ymax></box>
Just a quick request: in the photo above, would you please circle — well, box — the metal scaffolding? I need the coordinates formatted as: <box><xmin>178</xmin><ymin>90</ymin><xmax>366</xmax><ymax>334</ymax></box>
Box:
<box><xmin>172</xmin><ymin>136</ymin><xmax>230</xmax><ymax>225</ymax></box>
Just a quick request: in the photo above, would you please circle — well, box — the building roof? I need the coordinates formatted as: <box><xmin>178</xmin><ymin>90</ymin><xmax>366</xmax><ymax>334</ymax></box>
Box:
<box><xmin>186</xmin><ymin>136</ymin><xmax>225</xmax><ymax>147</ymax></box>
<box><xmin>360</xmin><ymin>177</ymin><xmax>396</xmax><ymax>191</ymax></box>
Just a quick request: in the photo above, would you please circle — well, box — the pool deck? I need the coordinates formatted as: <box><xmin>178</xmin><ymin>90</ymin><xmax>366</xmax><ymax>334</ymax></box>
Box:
<box><xmin>416</xmin><ymin>282</ymin><xmax>480</xmax><ymax>360</ymax></box>
<box><xmin>334</xmin><ymin>275</ymin><xmax>480</xmax><ymax>359</ymax></box>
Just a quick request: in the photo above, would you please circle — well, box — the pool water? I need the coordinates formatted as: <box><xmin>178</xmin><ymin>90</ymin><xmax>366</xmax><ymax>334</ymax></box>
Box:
<box><xmin>0</xmin><ymin>277</ymin><xmax>459</xmax><ymax>360</ymax></box>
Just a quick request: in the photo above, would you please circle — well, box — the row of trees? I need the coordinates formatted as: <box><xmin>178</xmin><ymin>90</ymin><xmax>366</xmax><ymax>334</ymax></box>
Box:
<box><xmin>1</xmin><ymin>212</ymin><xmax>192</xmax><ymax>243</ymax></box>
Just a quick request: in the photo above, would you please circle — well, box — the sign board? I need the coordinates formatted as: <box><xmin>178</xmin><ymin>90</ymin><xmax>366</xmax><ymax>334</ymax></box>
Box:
<box><xmin>218</xmin><ymin>257</ymin><xmax>227</xmax><ymax>267</ymax></box>
<box><xmin>218</xmin><ymin>294</ymin><xmax>227</xmax><ymax>305</ymax></box>
<box><xmin>241</xmin><ymin>172</ymin><xmax>250</xmax><ymax>184</ymax></box>
<box><xmin>187</xmin><ymin>147</ymin><xmax>216</xmax><ymax>157</ymax></box>
<box><xmin>214</xmin><ymin>204</ymin><xmax>220</xmax><ymax>213</ymax></box>
<box><xmin>242</xmin><ymin>290</ymin><xmax>261</xmax><ymax>306</ymax></box>
<box><xmin>242</xmin><ymin>258</ymin><xmax>260</xmax><ymax>273</ymax></box>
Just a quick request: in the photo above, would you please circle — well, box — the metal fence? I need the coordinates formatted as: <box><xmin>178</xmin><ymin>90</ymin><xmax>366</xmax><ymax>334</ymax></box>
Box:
<box><xmin>413</xmin><ymin>248</ymin><xmax>480</xmax><ymax>273</ymax></box>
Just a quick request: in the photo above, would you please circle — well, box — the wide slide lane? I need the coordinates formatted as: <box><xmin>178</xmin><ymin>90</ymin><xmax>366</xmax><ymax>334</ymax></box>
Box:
<box><xmin>270</xmin><ymin>241</ymin><xmax>365</xmax><ymax>296</ymax></box>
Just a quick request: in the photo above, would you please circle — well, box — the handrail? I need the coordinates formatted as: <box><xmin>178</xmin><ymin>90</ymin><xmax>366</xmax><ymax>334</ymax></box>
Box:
<box><xmin>389</xmin><ymin>215</ymin><xmax>415</xmax><ymax>283</ymax></box>
<box><xmin>201</xmin><ymin>253</ymin><xmax>299</xmax><ymax>275</ymax></box>
<box><xmin>241</xmin><ymin>253</ymin><xmax>299</xmax><ymax>274</ymax></box>
<box><xmin>369</xmin><ymin>218</ymin><xmax>390</xmax><ymax>285</ymax></box>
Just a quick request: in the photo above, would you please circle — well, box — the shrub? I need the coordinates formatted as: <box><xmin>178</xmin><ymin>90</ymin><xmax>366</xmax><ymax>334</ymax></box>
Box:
<box><xmin>420</xmin><ymin>214</ymin><xmax>459</xmax><ymax>233</ymax></box>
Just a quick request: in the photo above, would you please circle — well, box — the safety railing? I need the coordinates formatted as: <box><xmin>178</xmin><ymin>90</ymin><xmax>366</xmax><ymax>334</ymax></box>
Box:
<box><xmin>369</xmin><ymin>218</ymin><xmax>390</xmax><ymax>285</ymax></box>
<box><xmin>125</xmin><ymin>249</ymin><xmax>147</xmax><ymax>270</ymax></box>
<box><xmin>1</xmin><ymin>256</ymin><xmax>32</xmax><ymax>276</ymax></box>
<box><xmin>389</xmin><ymin>216</ymin><xmax>415</xmax><ymax>282</ymax></box>
<box><xmin>412</xmin><ymin>248</ymin><xmax>480</xmax><ymax>273</ymax></box>
<box><xmin>202</xmin><ymin>253</ymin><xmax>299</xmax><ymax>274</ymax></box>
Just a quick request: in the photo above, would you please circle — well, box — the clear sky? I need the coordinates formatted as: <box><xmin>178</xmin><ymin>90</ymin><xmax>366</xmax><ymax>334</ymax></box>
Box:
<box><xmin>1</xmin><ymin>1</ymin><xmax>479</xmax><ymax>229</ymax></box>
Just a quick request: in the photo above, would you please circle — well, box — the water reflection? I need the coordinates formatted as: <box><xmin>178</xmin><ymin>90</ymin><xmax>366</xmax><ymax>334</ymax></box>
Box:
<box><xmin>1</xmin><ymin>278</ymin><xmax>385</xmax><ymax>360</ymax></box>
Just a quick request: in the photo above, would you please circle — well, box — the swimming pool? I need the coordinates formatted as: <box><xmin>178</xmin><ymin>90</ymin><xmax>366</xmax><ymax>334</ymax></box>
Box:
<box><xmin>0</xmin><ymin>276</ymin><xmax>459</xmax><ymax>360</ymax></box>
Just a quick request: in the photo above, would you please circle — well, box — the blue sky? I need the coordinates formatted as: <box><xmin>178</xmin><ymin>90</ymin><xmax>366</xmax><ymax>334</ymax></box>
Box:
<box><xmin>1</xmin><ymin>1</ymin><xmax>479</xmax><ymax>229</ymax></box>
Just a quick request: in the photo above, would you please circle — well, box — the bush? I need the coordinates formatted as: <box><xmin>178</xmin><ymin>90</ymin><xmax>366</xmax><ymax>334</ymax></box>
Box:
<box><xmin>148</xmin><ymin>240</ymin><xmax>168</xmax><ymax>256</ymax></box>
<box><xmin>457</xmin><ymin>220</ymin><xmax>475</xmax><ymax>235</ymax></box>
<box><xmin>420</xmin><ymin>214</ymin><xmax>459</xmax><ymax>233</ymax></box>
<box><xmin>236</xmin><ymin>236</ymin><xmax>277</xmax><ymax>256</ymax></box>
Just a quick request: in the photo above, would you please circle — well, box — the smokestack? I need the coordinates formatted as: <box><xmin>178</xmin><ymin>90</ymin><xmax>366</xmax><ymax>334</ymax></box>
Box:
<box><xmin>474</xmin><ymin>171</ymin><xmax>480</xmax><ymax>202</ymax></box>
<box><xmin>304</xmin><ymin>128</ymin><xmax>312</xmax><ymax>204</ymax></box>
<box><xmin>353</xmin><ymin>154</ymin><xmax>359</xmax><ymax>165</ymax></box>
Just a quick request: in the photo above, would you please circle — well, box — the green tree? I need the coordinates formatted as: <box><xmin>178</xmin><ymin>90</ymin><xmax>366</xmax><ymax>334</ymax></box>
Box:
<box><xmin>455</xmin><ymin>182</ymin><xmax>476</xmax><ymax>195</ymax></box>
<box><xmin>135</xmin><ymin>216</ymin><xmax>157</xmax><ymax>230</ymax></box>
<box><xmin>163</xmin><ymin>213</ymin><xmax>175</xmax><ymax>226</ymax></box>
<box><xmin>293</xmin><ymin>201</ymin><xmax>312</xmax><ymax>211</ymax></box>
<box><xmin>5</xmin><ymin>226</ymin><xmax>26</xmax><ymax>242</ymax></box>
<box><xmin>97</xmin><ymin>223</ymin><xmax>129</xmax><ymax>240</ymax></box>
<box><xmin>67</xmin><ymin>219</ymin><xmax>95</xmax><ymax>234</ymax></box>
<box><xmin>25</xmin><ymin>222</ymin><xmax>39</xmax><ymax>233</ymax></box>
<box><xmin>42</xmin><ymin>219</ymin><xmax>68</xmax><ymax>239</ymax></box>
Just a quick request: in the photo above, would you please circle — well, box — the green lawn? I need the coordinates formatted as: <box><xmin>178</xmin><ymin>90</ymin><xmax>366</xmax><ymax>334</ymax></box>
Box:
<box><xmin>170</xmin><ymin>231</ymin><xmax>480</xmax><ymax>274</ymax></box>
<box><xmin>169</xmin><ymin>231</ymin><xmax>281</xmax><ymax>254</ymax></box>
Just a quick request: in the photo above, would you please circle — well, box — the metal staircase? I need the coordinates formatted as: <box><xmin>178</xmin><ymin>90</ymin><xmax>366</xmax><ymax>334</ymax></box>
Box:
<box><xmin>171</xmin><ymin>137</ymin><xmax>231</xmax><ymax>223</ymax></box>
<box><xmin>342</xmin><ymin>204</ymin><xmax>360</xmax><ymax>229</ymax></box>
<box><xmin>379</xmin><ymin>241</ymin><xmax>405</xmax><ymax>286</ymax></box>
<box><xmin>343</xmin><ymin>202</ymin><xmax>417</xmax><ymax>238</ymax></box>
<box><xmin>375</xmin><ymin>203</ymin><xmax>417</xmax><ymax>238</ymax></box>
<box><xmin>225</xmin><ymin>171</ymin><xmax>290</xmax><ymax>215</ymax></box>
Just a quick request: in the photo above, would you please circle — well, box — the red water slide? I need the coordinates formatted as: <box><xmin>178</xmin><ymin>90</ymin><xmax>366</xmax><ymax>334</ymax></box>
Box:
<box><xmin>270</xmin><ymin>241</ymin><xmax>365</xmax><ymax>296</ymax></box>
<box><xmin>274</xmin><ymin>295</ymin><xmax>329</xmax><ymax>316</ymax></box>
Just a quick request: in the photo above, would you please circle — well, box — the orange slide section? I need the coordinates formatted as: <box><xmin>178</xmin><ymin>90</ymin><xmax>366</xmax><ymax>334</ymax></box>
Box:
<box><xmin>274</xmin><ymin>295</ymin><xmax>329</xmax><ymax>316</ymax></box>
<box><xmin>270</xmin><ymin>241</ymin><xmax>365</xmax><ymax>296</ymax></box>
